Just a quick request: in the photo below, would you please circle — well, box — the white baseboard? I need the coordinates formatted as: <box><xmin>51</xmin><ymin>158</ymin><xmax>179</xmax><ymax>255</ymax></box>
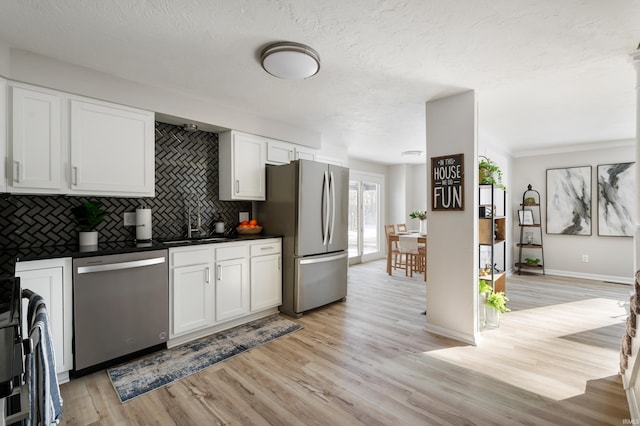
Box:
<box><xmin>424</xmin><ymin>322</ymin><xmax>479</xmax><ymax>346</ymax></box>
<box><xmin>507</xmin><ymin>267</ymin><xmax>632</xmax><ymax>285</ymax></box>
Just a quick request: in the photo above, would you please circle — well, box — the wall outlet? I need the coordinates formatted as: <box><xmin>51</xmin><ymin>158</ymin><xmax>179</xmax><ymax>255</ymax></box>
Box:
<box><xmin>123</xmin><ymin>212</ymin><xmax>137</xmax><ymax>227</ymax></box>
<box><xmin>581</xmin><ymin>254</ymin><xmax>589</xmax><ymax>263</ymax></box>
<box><xmin>239</xmin><ymin>211</ymin><xmax>249</xmax><ymax>223</ymax></box>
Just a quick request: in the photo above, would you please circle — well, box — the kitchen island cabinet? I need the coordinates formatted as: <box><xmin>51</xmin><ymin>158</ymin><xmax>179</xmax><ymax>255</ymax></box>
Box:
<box><xmin>14</xmin><ymin>257</ymin><xmax>73</xmax><ymax>384</ymax></box>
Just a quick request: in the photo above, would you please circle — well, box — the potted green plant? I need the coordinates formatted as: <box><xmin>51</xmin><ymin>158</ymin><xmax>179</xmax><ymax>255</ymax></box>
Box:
<box><xmin>72</xmin><ymin>200</ymin><xmax>109</xmax><ymax>246</ymax></box>
<box><xmin>485</xmin><ymin>291</ymin><xmax>510</xmax><ymax>328</ymax></box>
<box><xmin>478</xmin><ymin>279</ymin><xmax>492</xmax><ymax>328</ymax></box>
<box><xmin>524</xmin><ymin>257</ymin><xmax>541</xmax><ymax>266</ymax></box>
<box><xmin>410</xmin><ymin>210</ymin><xmax>428</xmax><ymax>234</ymax></box>
<box><xmin>478</xmin><ymin>156</ymin><xmax>505</xmax><ymax>190</ymax></box>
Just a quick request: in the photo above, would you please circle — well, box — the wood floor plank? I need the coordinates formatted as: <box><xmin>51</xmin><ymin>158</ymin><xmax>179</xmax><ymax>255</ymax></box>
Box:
<box><xmin>58</xmin><ymin>260</ymin><xmax>631</xmax><ymax>425</ymax></box>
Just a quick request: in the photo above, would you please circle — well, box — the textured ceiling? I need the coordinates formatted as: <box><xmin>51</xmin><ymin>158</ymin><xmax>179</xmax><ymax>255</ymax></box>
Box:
<box><xmin>0</xmin><ymin>1</ymin><xmax>638</xmax><ymax>164</ymax></box>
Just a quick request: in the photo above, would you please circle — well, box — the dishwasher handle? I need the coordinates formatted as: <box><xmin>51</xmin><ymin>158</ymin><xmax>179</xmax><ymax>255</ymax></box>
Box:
<box><xmin>76</xmin><ymin>257</ymin><xmax>165</xmax><ymax>274</ymax></box>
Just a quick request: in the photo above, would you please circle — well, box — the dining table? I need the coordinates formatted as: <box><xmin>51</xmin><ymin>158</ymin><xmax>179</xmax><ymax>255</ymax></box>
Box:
<box><xmin>386</xmin><ymin>232</ymin><xmax>427</xmax><ymax>275</ymax></box>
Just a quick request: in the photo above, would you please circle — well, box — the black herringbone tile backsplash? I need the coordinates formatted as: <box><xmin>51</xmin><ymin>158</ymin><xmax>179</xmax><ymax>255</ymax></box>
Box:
<box><xmin>0</xmin><ymin>122</ymin><xmax>251</xmax><ymax>248</ymax></box>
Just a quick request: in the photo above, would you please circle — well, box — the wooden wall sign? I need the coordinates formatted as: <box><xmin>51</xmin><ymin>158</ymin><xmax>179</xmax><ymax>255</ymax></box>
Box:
<box><xmin>431</xmin><ymin>153</ymin><xmax>464</xmax><ymax>211</ymax></box>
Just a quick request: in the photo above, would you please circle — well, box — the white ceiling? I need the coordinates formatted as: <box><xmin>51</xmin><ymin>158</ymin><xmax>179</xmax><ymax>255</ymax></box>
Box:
<box><xmin>0</xmin><ymin>1</ymin><xmax>638</xmax><ymax>164</ymax></box>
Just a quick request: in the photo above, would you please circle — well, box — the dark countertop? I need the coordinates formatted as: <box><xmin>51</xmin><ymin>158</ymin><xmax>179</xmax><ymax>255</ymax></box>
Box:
<box><xmin>0</xmin><ymin>234</ymin><xmax>281</xmax><ymax>276</ymax></box>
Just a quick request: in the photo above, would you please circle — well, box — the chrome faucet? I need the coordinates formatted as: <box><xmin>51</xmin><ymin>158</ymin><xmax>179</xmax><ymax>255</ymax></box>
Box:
<box><xmin>186</xmin><ymin>193</ymin><xmax>203</xmax><ymax>238</ymax></box>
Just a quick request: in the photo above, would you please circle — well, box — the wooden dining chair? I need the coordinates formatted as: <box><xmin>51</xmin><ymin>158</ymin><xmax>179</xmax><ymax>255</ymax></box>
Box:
<box><xmin>384</xmin><ymin>224</ymin><xmax>402</xmax><ymax>271</ymax></box>
<box><xmin>397</xmin><ymin>223</ymin><xmax>407</xmax><ymax>232</ymax></box>
<box><xmin>397</xmin><ymin>235</ymin><xmax>420</xmax><ymax>277</ymax></box>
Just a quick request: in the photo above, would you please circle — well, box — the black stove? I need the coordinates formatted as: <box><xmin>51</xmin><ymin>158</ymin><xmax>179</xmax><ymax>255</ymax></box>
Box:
<box><xmin>0</xmin><ymin>276</ymin><xmax>21</xmax><ymax>399</ymax></box>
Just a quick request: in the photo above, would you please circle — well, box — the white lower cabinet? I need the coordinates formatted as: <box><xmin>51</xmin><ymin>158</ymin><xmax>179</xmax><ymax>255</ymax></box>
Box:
<box><xmin>215</xmin><ymin>258</ymin><xmax>249</xmax><ymax>322</ymax></box>
<box><xmin>14</xmin><ymin>258</ymin><xmax>73</xmax><ymax>383</ymax></box>
<box><xmin>250</xmin><ymin>239</ymin><xmax>282</xmax><ymax>311</ymax></box>
<box><xmin>171</xmin><ymin>263</ymin><xmax>214</xmax><ymax>335</ymax></box>
<box><xmin>169</xmin><ymin>246</ymin><xmax>214</xmax><ymax>337</ymax></box>
<box><xmin>169</xmin><ymin>239</ymin><xmax>282</xmax><ymax>346</ymax></box>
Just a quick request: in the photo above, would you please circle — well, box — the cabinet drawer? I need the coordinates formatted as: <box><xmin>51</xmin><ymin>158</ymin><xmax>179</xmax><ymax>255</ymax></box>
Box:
<box><xmin>216</xmin><ymin>244</ymin><xmax>249</xmax><ymax>261</ymax></box>
<box><xmin>250</xmin><ymin>241</ymin><xmax>281</xmax><ymax>256</ymax></box>
<box><xmin>171</xmin><ymin>247</ymin><xmax>211</xmax><ymax>267</ymax></box>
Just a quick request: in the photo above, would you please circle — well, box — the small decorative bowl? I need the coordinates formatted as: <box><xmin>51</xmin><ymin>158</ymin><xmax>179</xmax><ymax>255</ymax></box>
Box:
<box><xmin>236</xmin><ymin>226</ymin><xmax>262</xmax><ymax>235</ymax></box>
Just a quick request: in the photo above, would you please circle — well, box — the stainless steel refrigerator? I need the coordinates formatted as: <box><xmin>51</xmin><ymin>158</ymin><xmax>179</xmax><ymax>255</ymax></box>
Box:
<box><xmin>258</xmin><ymin>159</ymin><xmax>349</xmax><ymax>317</ymax></box>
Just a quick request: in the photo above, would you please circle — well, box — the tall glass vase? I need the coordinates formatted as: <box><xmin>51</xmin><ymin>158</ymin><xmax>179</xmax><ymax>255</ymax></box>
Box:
<box><xmin>419</xmin><ymin>219</ymin><xmax>427</xmax><ymax>235</ymax></box>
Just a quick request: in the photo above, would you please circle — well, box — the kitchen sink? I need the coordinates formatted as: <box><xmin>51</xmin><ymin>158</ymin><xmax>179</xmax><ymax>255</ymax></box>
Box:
<box><xmin>160</xmin><ymin>237</ymin><xmax>229</xmax><ymax>245</ymax></box>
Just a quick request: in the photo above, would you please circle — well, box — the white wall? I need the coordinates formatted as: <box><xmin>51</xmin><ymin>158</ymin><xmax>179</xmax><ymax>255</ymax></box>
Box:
<box><xmin>425</xmin><ymin>91</ymin><xmax>479</xmax><ymax>345</ymax></box>
<box><xmin>0</xmin><ymin>41</ymin><xmax>9</xmax><ymax>76</ymax></box>
<box><xmin>5</xmin><ymin>48</ymin><xmax>321</xmax><ymax>149</ymax></box>
<box><xmin>387</xmin><ymin>164</ymin><xmax>407</xmax><ymax>226</ymax></box>
<box><xmin>407</xmin><ymin>164</ymin><xmax>427</xmax><ymax>231</ymax></box>
<box><xmin>512</xmin><ymin>140</ymin><xmax>635</xmax><ymax>283</ymax></box>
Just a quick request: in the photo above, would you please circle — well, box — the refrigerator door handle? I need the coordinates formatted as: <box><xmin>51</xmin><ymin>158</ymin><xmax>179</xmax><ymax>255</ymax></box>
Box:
<box><xmin>322</xmin><ymin>170</ymin><xmax>330</xmax><ymax>246</ymax></box>
<box><xmin>329</xmin><ymin>171</ymin><xmax>336</xmax><ymax>245</ymax></box>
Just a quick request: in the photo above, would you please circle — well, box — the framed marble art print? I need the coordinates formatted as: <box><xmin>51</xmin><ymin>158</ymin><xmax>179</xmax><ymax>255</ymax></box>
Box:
<box><xmin>546</xmin><ymin>166</ymin><xmax>592</xmax><ymax>235</ymax></box>
<box><xmin>597</xmin><ymin>162</ymin><xmax>635</xmax><ymax>237</ymax></box>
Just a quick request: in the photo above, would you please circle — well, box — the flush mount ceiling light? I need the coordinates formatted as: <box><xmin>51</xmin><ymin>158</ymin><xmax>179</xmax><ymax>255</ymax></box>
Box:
<box><xmin>261</xmin><ymin>42</ymin><xmax>320</xmax><ymax>80</ymax></box>
<box><xmin>401</xmin><ymin>150</ymin><xmax>423</xmax><ymax>157</ymax></box>
<box><xmin>182</xmin><ymin>123</ymin><xmax>198</xmax><ymax>132</ymax></box>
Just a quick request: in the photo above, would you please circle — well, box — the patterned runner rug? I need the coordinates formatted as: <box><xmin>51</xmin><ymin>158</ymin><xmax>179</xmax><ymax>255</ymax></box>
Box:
<box><xmin>107</xmin><ymin>315</ymin><xmax>302</xmax><ymax>402</ymax></box>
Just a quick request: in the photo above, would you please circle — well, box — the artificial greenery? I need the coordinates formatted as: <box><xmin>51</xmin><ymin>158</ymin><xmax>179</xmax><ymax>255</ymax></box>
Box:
<box><xmin>478</xmin><ymin>279</ymin><xmax>492</xmax><ymax>294</ymax></box>
<box><xmin>409</xmin><ymin>210</ymin><xmax>428</xmax><ymax>220</ymax></box>
<box><xmin>486</xmin><ymin>291</ymin><xmax>510</xmax><ymax>313</ymax></box>
<box><xmin>71</xmin><ymin>200</ymin><xmax>109</xmax><ymax>232</ymax></box>
<box><xmin>524</xmin><ymin>257</ymin><xmax>541</xmax><ymax>265</ymax></box>
<box><xmin>478</xmin><ymin>155</ymin><xmax>505</xmax><ymax>190</ymax></box>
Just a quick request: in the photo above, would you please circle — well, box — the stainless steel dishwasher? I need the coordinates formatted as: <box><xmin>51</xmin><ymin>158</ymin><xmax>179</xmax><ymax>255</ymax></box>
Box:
<box><xmin>72</xmin><ymin>249</ymin><xmax>169</xmax><ymax>372</ymax></box>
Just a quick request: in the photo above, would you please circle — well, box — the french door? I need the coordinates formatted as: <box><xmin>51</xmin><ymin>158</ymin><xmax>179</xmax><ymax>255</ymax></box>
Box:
<box><xmin>348</xmin><ymin>171</ymin><xmax>384</xmax><ymax>264</ymax></box>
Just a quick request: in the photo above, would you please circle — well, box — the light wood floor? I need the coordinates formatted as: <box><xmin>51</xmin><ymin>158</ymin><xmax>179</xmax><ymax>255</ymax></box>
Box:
<box><xmin>59</xmin><ymin>260</ymin><xmax>631</xmax><ymax>425</ymax></box>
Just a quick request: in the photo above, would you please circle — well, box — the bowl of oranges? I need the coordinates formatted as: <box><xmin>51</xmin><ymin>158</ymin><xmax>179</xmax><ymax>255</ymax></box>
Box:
<box><xmin>237</xmin><ymin>219</ymin><xmax>262</xmax><ymax>235</ymax></box>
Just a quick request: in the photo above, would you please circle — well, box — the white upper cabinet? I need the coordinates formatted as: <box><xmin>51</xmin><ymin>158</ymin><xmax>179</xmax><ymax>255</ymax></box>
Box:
<box><xmin>8</xmin><ymin>83</ymin><xmax>64</xmax><ymax>193</ymax></box>
<box><xmin>0</xmin><ymin>78</ymin><xmax>6</xmax><ymax>192</ymax></box>
<box><xmin>219</xmin><ymin>130</ymin><xmax>266</xmax><ymax>200</ymax></box>
<box><xmin>294</xmin><ymin>146</ymin><xmax>318</xmax><ymax>161</ymax></box>
<box><xmin>266</xmin><ymin>139</ymin><xmax>294</xmax><ymax>165</ymax></box>
<box><xmin>69</xmin><ymin>99</ymin><xmax>154</xmax><ymax>196</ymax></box>
<box><xmin>6</xmin><ymin>81</ymin><xmax>154</xmax><ymax>197</ymax></box>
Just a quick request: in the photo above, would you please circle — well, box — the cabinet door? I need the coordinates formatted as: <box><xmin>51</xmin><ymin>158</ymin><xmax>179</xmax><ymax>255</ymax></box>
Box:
<box><xmin>171</xmin><ymin>263</ymin><xmax>213</xmax><ymax>336</ymax></box>
<box><xmin>9</xmin><ymin>85</ymin><xmax>62</xmax><ymax>191</ymax></box>
<box><xmin>233</xmin><ymin>133</ymin><xmax>266</xmax><ymax>200</ymax></box>
<box><xmin>250</xmin><ymin>254</ymin><xmax>282</xmax><ymax>311</ymax></box>
<box><xmin>69</xmin><ymin>99</ymin><xmax>154</xmax><ymax>197</ymax></box>
<box><xmin>215</xmin><ymin>258</ymin><xmax>249</xmax><ymax>322</ymax></box>
<box><xmin>0</xmin><ymin>78</ymin><xmax>6</xmax><ymax>192</ymax></box>
<box><xmin>266</xmin><ymin>139</ymin><xmax>293</xmax><ymax>165</ymax></box>
<box><xmin>294</xmin><ymin>146</ymin><xmax>317</xmax><ymax>161</ymax></box>
<box><xmin>16</xmin><ymin>267</ymin><xmax>65</xmax><ymax>373</ymax></box>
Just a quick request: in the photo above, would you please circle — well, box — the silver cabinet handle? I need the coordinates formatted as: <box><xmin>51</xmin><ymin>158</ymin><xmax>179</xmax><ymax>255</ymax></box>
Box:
<box><xmin>217</xmin><ymin>264</ymin><xmax>222</xmax><ymax>281</ymax></box>
<box><xmin>260</xmin><ymin>246</ymin><xmax>274</xmax><ymax>251</ymax></box>
<box><xmin>278</xmin><ymin>255</ymin><xmax>281</xmax><ymax>270</ymax></box>
<box><xmin>205</xmin><ymin>267</ymin><xmax>210</xmax><ymax>283</ymax></box>
<box><xmin>235</xmin><ymin>179</ymin><xmax>239</xmax><ymax>194</ymax></box>
<box><xmin>13</xmin><ymin>160</ymin><xmax>20</xmax><ymax>183</ymax></box>
<box><xmin>73</xmin><ymin>166</ymin><xmax>78</xmax><ymax>186</ymax></box>
<box><xmin>77</xmin><ymin>257</ymin><xmax>165</xmax><ymax>274</ymax></box>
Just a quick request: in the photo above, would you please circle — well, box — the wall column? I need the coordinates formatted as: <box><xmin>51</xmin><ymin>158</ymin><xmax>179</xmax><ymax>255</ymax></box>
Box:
<box><xmin>622</xmin><ymin>48</ymin><xmax>640</xmax><ymax>422</ymax></box>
